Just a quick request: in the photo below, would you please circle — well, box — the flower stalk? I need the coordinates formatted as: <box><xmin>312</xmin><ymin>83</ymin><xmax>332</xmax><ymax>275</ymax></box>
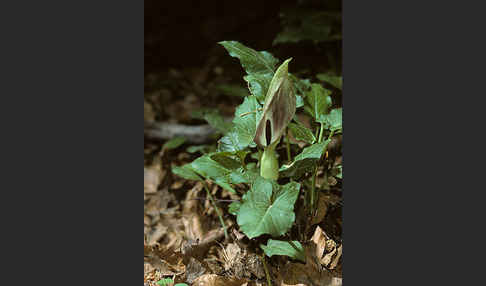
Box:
<box><xmin>260</xmin><ymin>141</ymin><xmax>279</xmax><ymax>180</ymax></box>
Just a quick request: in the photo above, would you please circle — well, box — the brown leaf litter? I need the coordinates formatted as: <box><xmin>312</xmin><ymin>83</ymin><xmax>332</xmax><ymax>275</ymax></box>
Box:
<box><xmin>143</xmin><ymin>93</ymin><xmax>342</xmax><ymax>285</ymax></box>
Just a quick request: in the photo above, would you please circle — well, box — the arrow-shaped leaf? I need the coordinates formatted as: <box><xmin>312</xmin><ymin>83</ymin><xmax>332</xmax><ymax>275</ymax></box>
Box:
<box><xmin>237</xmin><ymin>177</ymin><xmax>300</xmax><ymax>238</ymax></box>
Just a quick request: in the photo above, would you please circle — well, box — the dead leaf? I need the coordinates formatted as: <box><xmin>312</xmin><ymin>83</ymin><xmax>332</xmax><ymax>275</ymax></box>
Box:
<box><xmin>170</xmin><ymin>180</ymin><xmax>184</xmax><ymax>190</ymax></box>
<box><xmin>327</xmin><ymin>176</ymin><xmax>337</xmax><ymax>186</ymax></box>
<box><xmin>192</xmin><ymin>274</ymin><xmax>248</xmax><ymax>286</ymax></box>
<box><xmin>144</xmin><ymin>165</ymin><xmax>165</xmax><ymax>194</ymax></box>
<box><xmin>222</xmin><ymin>243</ymin><xmax>241</xmax><ymax>272</ymax></box>
<box><xmin>205</xmin><ymin>262</ymin><xmax>224</xmax><ymax>276</ymax></box>
<box><xmin>277</xmin><ymin>259</ymin><xmax>333</xmax><ymax>286</ymax></box>
<box><xmin>311</xmin><ymin>226</ymin><xmax>328</xmax><ymax>266</ymax></box>
<box><xmin>329</xmin><ymin>245</ymin><xmax>342</xmax><ymax>270</ymax></box>
<box><xmin>311</xmin><ymin>195</ymin><xmax>329</xmax><ymax>225</ymax></box>
<box><xmin>166</xmin><ymin>229</ymin><xmax>184</xmax><ymax>250</ymax></box>
<box><xmin>144</xmin><ymin>244</ymin><xmax>185</xmax><ymax>276</ymax></box>
<box><xmin>325</xmin><ymin>239</ymin><xmax>336</xmax><ymax>253</ymax></box>
<box><xmin>331</xmin><ymin>277</ymin><xmax>342</xmax><ymax>286</ymax></box>
<box><xmin>181</xmin><ymin>234</ymin><xmax>222</xmax><ymax>264</ymax></box>
<box><xmin>245</xmin><ymin>253</ymin><xmax>265</xmax><ymax>279</ymax></box>
<box><xmin>183</xmin><ymin>182</ymin><xmax>203</xmax><ymax>214</ymax></box>
<box><xmin>147</xmin><ymin>223</ymin><xmax>168</xmax><ymax>246</ymax></box>
<box><xmin>144</xmin><ymin>214</ymin><xmax>151</xmax><ymax>226</ymax></box>
<box><xmin>186</xmin><ymin>257</ymin><xmax>207</xmax><ymax>284</ymax></box>
<box><xmin>334</xmin><ymin>156</ymin><xmax>342</xmax><ymax>166</ymax></box>
<box><xmin>218</xmin><ymin>243</ymin><xmax>264</xmax><ymax>280</ymax></box>
<box><xmin>145</xmin><ymin>255</ymin><xmax>178</xmax><ymax>277</ymax></box>
<box><xmin>321</xmin><ymin>247</ymin><xmax>336</xmax><ymax>266</ymax></box>
<box><xmin>144</xmin><ymin>262</ymin><xmax>155</xmax><ymax>274</ymax></box>
<box><xmin>181</xmin><ymin>182</ymin><xmax>207</xmax><ymax>242</ymax></box>
<box><xmin>144</xmin><ymin>261</ymin><xmax>158</xmax><ymax>284</ymax></box>
<box><xmin>232</xmin><ymin>228</ymin><xmax>245</xmax><ymax>241</ymax></box>
<box><xmin>311</xmin><ymin>226</ymin><xmax>341</xmax><ymax>271</ymax></box>
<box><xmin>200</xmin><ymin>228</ymin><xmax>225</xmax><ymax>245</ymax></box>
<box><xmin>146</xmin><ymin>188</ymin><xmax>173</xmax><ymax>217</ymax></box>
<box><xmin>277</xmin><ymin>242</ymin><xmax>342</xmax><ymax>285</ymax></box>
<box><xmin>182</xmin><ymin>215</ymin><xmax>205</xmax><ymax>241</ymax></box>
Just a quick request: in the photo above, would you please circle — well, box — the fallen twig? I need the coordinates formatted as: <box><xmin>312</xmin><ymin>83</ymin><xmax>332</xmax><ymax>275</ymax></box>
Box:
<box><xmin>144</xmin><ymin>121</ymin><xmax>216</xmax><ymax>144</ymax></box>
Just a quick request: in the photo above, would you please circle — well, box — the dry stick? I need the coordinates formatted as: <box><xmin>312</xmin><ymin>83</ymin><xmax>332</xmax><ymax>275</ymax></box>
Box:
<box><xmin>202</xmin><ymin>182</ymin><xmax>228</xmax><ymax>240</ymax></box>
<box><xmin>261</xmin><ymin>253</ymin><xmax>272</xmax><ymax>286</ymax></box>
<box><xmin>144</xmin><ymin>121</ymin><xmax>216</xmax><ymax>144</ymax></box>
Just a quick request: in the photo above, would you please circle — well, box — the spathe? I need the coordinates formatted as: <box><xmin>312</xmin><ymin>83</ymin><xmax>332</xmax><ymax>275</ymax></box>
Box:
<box><xmin>254</xmin><ymin>58</ymin><xmax>296</xmax><ymax>147</ymax></box>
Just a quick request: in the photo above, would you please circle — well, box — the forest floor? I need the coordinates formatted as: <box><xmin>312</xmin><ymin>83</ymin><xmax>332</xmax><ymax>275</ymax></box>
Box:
<box><xmin>144</xmin><ymin>55</ymin><xmax>342</xmax><ymax>286</ymax></box>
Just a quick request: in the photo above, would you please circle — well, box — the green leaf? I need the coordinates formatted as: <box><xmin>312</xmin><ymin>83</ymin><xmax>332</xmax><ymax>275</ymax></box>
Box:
<box><xmin>228</xmin><ymin>201</ymin><xmax>241</xmax><ymax>215</ymax></box>
<box><xmin>172</xmin><ymin>164</ymin><xmax>203</xmax><ymax>181</ymax></box>
<box><xmin>219</xmin><ymin>41</ymin><xmax>279</xmax><ymax>75</ymax></box>
<box><xmin>156</xmin><ymin>278</ymin><xmax>174</xmax><ymax>286</ymax></box>
<box><xmin>280</xmin><ymin>142</ymin><xmax>329</xmax><ymax>179</ymax></box>
<box><xmin>217</xmin><ymin>131</ymin><xmax>243</xmax><ymax>153</ymax></box>
<box><xmin>218</xmin><ymin>96</ymin><xmax>262</xmax><ymax>152</ymax></box>
<box><xmin>219</xmin><ymin>41</ymin><xmax>280</xmax><ymax>104</ymax></box>
<box><xmin>190</xmin><ymin>155</ymin><xmax>238</xmax><ymax>193</ymax></box>
<box><xmin>244</xmin><ymin>73</ymin><xmax>273</xmax><ymax>102</ymax></box>
<box><xmin>184</xmin><ymin>153</ymin><xmax>257</xmax><ymax>193</ymax></box>
<box><xmin>212</xmin><ymin>150</ymin><xmax>250</xmax><ymax>165</ymax></box>
<box><xmin>304</xmin><ymin>83</ymin><xmax>332</xmax><ymax>122</ymax></box>
<box><xmin>316</xmin><ymin>73</ymin><xmax>342</xmax><ymax>90</ymax></box>
<box><xmin>191</xmin><ymin>109</ymin><xmax>232</xmax><ymax>134</ymax></box>
<box><xmin>324</xmin><ymin>108</ymin><xmax>342</xmax><ymax>132</ymax></box>
<box><xmin>250</xmin><ymin>152</ymin><xmax>261</xmax><ymax>161</ymax></box>
<box><xmin>288</xmin><ymin>122</ymin><xmax>316</xmax><ymax>144</ymax></box>
<box><xmin>260</xmin><ymin>239</ymin><xmax>305</xmax><ymax>262</ymax></box>
<box><xmin>237</xmin><ymin>177</ymin><xmax>300</xmax><ymax>238</ymax></box>
<box><xmin>295</xmin><ymin>95</ymin><xmax>304</xmax><ymax>108</ymax></box>
<box><xmin>290</xmin><ymin>75</ymin><xmax>311</xmax><ymax>92</ymax></box>
<box><xmin>210</xmin><ymin>153</ymin><xmax>242</xmax><ymax>170</ymax></box>
<box><xmin>174</xmin><ymin>284</ymin><xmax>189</xmax><ymax>286</ymax></box>
<box><xmin>162</xmin><ymin>137</ymin><xmax>186</xmax><ymax>150</ymax></box>
<box><xmin>289</xmin><ymin>76</ymin><xmax>309</xmax><ymax>109</ymax></box>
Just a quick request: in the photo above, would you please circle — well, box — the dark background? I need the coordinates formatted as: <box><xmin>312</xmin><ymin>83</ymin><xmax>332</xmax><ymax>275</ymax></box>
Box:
<box><xmin>145</xmin><ymin>0</ymin><xmax>341</xmax><ymax>75</ymax></box>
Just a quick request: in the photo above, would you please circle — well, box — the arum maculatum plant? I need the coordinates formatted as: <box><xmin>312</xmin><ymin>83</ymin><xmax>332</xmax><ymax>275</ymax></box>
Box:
<box><xmin>172</xmin><ymin>41</ymin><xmax>342</xmax><ymax>264</ymax></box>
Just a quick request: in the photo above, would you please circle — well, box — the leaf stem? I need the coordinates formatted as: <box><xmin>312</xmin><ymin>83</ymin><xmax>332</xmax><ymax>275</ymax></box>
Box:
<box><xmin>318</xmin><ymin>122</ymin><xmax>325</xmax><ymax>143</ymax></box>
<box><xmin>261</xmin><ymin>253</ymin><xmax>272</xmax><ymax>286</ymax></box>
<box><xmin>203</xmin><ymin>182</ymin><xmax>228</xmax><ymax>240</ymax></box>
